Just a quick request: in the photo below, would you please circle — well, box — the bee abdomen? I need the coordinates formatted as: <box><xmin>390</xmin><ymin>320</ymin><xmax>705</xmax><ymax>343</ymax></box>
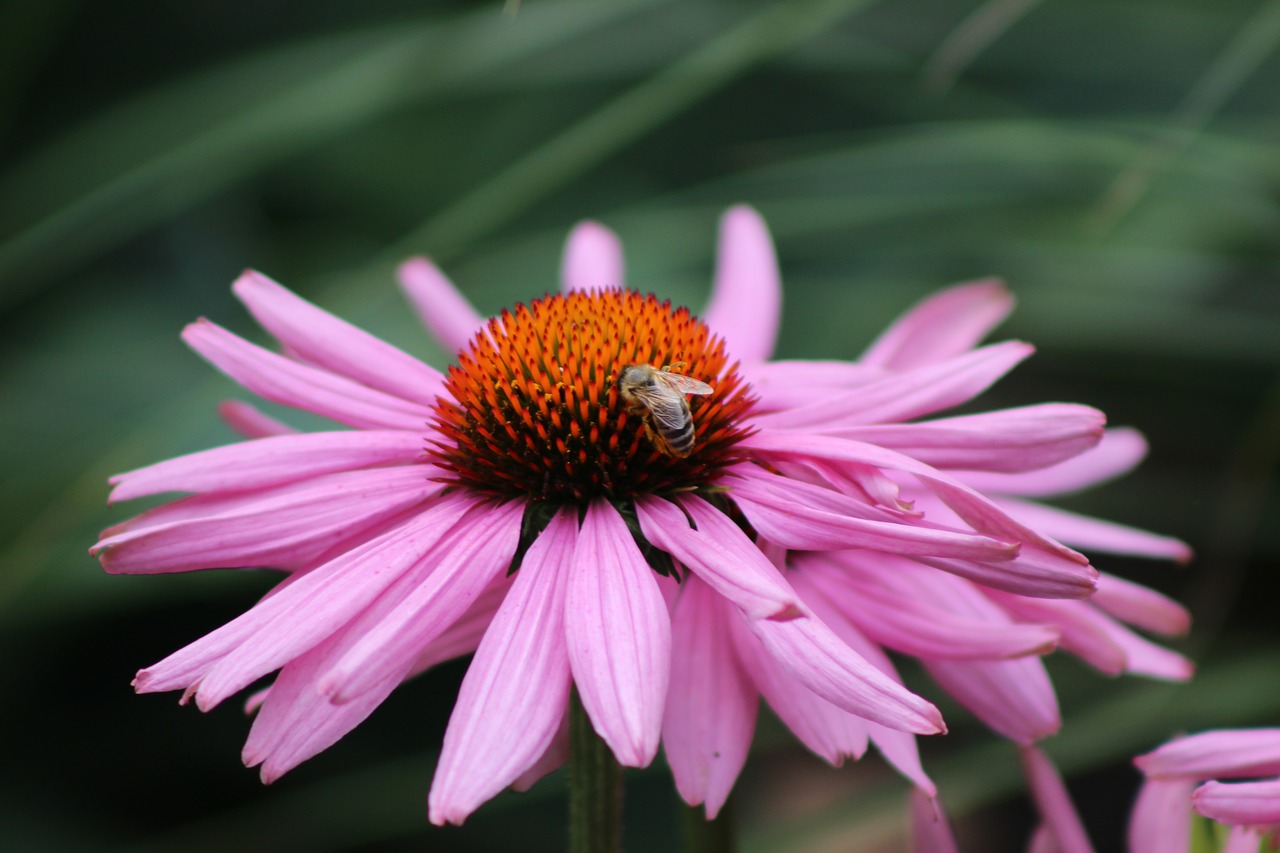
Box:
<box><xmin>661</xmin><ymin>421</ymin><xmax>697</xmax><ymax>457</ymax></box>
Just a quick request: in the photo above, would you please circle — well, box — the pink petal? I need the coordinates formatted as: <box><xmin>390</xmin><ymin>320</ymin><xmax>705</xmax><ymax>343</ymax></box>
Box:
<box><xmin>560</xmin><ymin>221</ymin><xmax>624</xmax><ymax>293</ymax></box>
<box><xmin>96</xmin><ymin>467</ymin><xmax>442</xmax><ymax>575</ymax></box>
<box><xmin>754</xmin><ymin>341</ymin><xmax>1033</xmax><ymax>430</ymax></box>
<box><xmin>908</xmin><ymin>789</ymin><xmax>960</xmax><ymax>853</ymax></box>
<box><xmin>233</xmin><ymin>270</ymin><xmax>445</xmax><ymax>407</ymax></box>
<box><xmin>1026</xmin><ymin>825</ymin><xmax>1055</xmax><ymax>853</ymax></box>
<box><xmin>1020</xmin><ymin>746</ymin><xmax>1096</xmax><ymax>853</ymax></box>
<box><xmin>702</xmin><ymin>205</ymin><xmax>781</xmax><ymax>363</ymax></box>
<box><xmin>134</xmin><ymin>492</ymin><xmax>480</xmax><ymax>702</ymax></box>
<box><xmin>663</xmin><ymin>575</ymin><xmax>758</xmax><ymax>818</ymax></box>
<box><xmin>183</xmin><ymin>319</ymin><xmax>436</xmax><ymax>431</ymax></box>
<box><xmin>243</xmin><ymin>630</ymin><xmax>404</xmax><ymax>782</ymax></box>
<box><xmin>747</xmin><ymin>606</ymin><xmax>945</xmax><ymax>735</ymax></box>
<box><xmin>1136</xmin><ymin>729</ymin><xmax>1280</xmax><ymax>780</ymax></box>
<box><xmin>988</xmin><ymin>497</ymin><xmax>1192</xmax><ymax>563</ymax></box>
<box><xmin>916</xmin><ymin>551</ymin><xmax>1097</xmax><ymax>600</ymax></box>
<box><xmin>1128</xmin><ymin>777</ymin><xmax>1195</xmax><ymax>853</ymax></box>
<box><xmin>1103</xmin><ymin>623</ymin><xmax>1194</xmax><ymax>681</ymax></box>
<box><xmin>635</xmin><ymin>495</ymin><xmax>803</xmax><ymax>621</ymax></box>
<box><xmin>1193</xmin><ymin>778</ymin><xmax>1280</xmax><ymax>828</ymax></box>
<box><xmin>743</xmin><ymin>433</ymin><xmax>1093</xmax><ymax>572</ymax></box>
<box><xmin>319</xmin><ymin>500</ymin><xmax>524</xmax><ymax>703</ymax></box>
<box><xmin>731</xmin><ymin>610</ymin><xmax>868</xmax><ymax>766</ymax></box>
<box><xmin>1224</xmin><ymin>826</ymin><xmax>1273</xmax><ymax>853</ymax></box>
<box><xmin>564</xmin><ymin>500</ymin><xmax>671</xmax><ymax>767</ymax></box>
<box><xmin>924</xmin><ymin>656</ymin><xmax>1060</xmax><ymax>744</ymax></box>
<box><xmin>958</xmin><ymin>427</ymin><xmax>1150</xmax><ymax>497</ymax></box>
<box><xmin>744</xmin><ymin>359</ymin><xmax>882</xmax><ymax>412</ymax></box>
<box><xmin>799</xmin><ymin>554</ymin><xmax>1058</xmax><ymax>661</ymax></box>
<box><xmin>859</xmin><ymin>278</ymin><xmax>1014</xmax><ymax>370</ymax></box>
<box><xmin>246</xmin><ymin>583</ymin><xmax>519</xmax><ymax>784</ymax></box>
<box><xmin>1093</xmin><ymin>573</ymin><xmax>1190</xmax><ymax>636</ymax></box>
<box><xmin>397</xmin><ymin>256</ymin><xmax>487</xmax><ymax>355</ymax></box>
<box><xmin>217</xmin><ymin>400</ymin><xmax>297</xmax><ymax>437</ymax></box>
<box><xmin>241</xmin><ymin>510</ymin><xmax>513</xmax><ymax>781</ymax></box>
<box><xmin>792</xmin><ymin>571</ymin><xmax>935</xmax><ymax>793</ymax></box>
<box><xmin>429</xmin><ymin>509</ymin><xmax>576</xmax><ymax>826</ymax></box>
<box><xmin>988</xmin><ymin>594</ymin><xmax>1128</xmax><ymax>676</ymax></box>
<box><xmin>108</xmin><ymin>431</ymin><xmax>426</xmax><ymax>502</ymax></box>
<box><xmin>407</xmin><ymin>574</ymin><xmax>515</xmax><ymax>675</ymax></box>
<box><xmin>512</xmin><ymin>711</ymin><xmax>569</xmax><ymax>792</ymax></box>
<box><xmin>833</xmin><ymin>404</ymin><xmax>1105</xmax><ymax>474</ymax></box>
<box><xmin>727</xmin><ymin>465</ymin><xmax>1019</xmax><ymax>561</ymax></box>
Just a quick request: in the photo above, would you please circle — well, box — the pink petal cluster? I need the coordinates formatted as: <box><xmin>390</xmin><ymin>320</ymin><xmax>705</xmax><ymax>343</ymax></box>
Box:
<box><xmin>1131</xmin><ymin>729</ymin><xmax>1280</xmax><ymax>852</ymax></box>
<box><xmin>93</xmin><ymin>205</ymin><xmax>1192</xmax><ymax>828</ymax></box>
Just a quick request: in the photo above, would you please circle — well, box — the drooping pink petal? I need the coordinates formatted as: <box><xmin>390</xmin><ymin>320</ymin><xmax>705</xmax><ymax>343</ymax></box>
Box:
<box><xmin>1136</xmin><ymin>729</ymin><xmax>1280</xmax><ymax>779</ymax></box>
<box><xmin>635</xmin><ymin>494</ymin><xmax>803</xmax><ymax>621</ymax></box>
<box><xmin>908</xmin><ymin>789</ymin><xmax>960</xmax><ymax>853</ymax></box>
<box><xmin>319</xmin><ymin>500</ymin><xmax>524</xmax><ymax>703</ymax></box>
<box><xmin>561</xmin><ymin>221</ymin><xmax>624</xmax><ymax>293</ymax></box>
<box><xmin>217</xmin><ymin>400</ymin><xmax>297</xmax><ymax>437</ymax></box>
<box><xmin>1193</xmin><ymin>778</ymin><xmax>1280</xmax><ymax>828</ymax></box>
<box><xmin>747</xmin><ymin>606</ymin><xmax>945</xmax><ymax>736</ymax></box>
<box><xmin>734</xmin><ymin>621</ymin><xmax>869</xmax><ymax>766</ymax></box>
<box><xmin>832</xmin><ymin>404</ymin><xmax>1105</xmax><ymax>474</ymax></box>
<box><xmin>245</xmin><ymin>577</ymin><xmax>518</xmax><ymax>784</ymax></box>
<box><xmin>987</xmin><ymin>496</ymin><xmax>1192</xmax><ymax>564</ymax></box>
<box><xmin>1093</xmin><ymin>573</ymin><xmax>1190</xmax><ymax>636</ymax></box>
<box><xmin>512</xmin><ymin>711</ymin><xmax>570</xmax><ymax>792</ymax></box>
<box><xmin>243</xmin><ymin>630</ymin><xmax>405</xmax><ymax>783</ymax></box>
<box><xmin>702</xmin><ymin>205</ymin><xmax>781</xmax><ymax>363</ymax></box>
<box><xmin>728</xmin><ymin>465</ymin><xmax>1019</xmax><ymax>561</ymax></box>
<box><xmin>1020</xmin><ymin>746</ymin><xmax>1096</xmax><ymax>853</ymax></box>
<box><xmin>96</xmin><ymin>467</ymin><xmax>443</xmax><ymax>575</ymax></box>
<box><xmin>183</xmin><ymin>319</ymin><xmax>436</xmax><ymax>431</ymax></box>
<box><xmin>232</xmin><ymin>270</ymin><xmax>445</xmax><ymax>407</ymax></box>
<box><xmin>1224</xmin><ymin>826</ymin><xmax>1273</xmax><ymax>853</ymax></box>
<box><xmin>742</xmin><ymin>432</ymin><xmax>1090</xmax><ymax>569</ymax></box>
<box><xmin>1103</xmin><ymin>622</ymin><xmax>1194</xmax><ymax>681</ymax></box>
<box><xmin>792</xmin><ymin>571</ymin><xmax>934</xmax><ymax>793</ymax></box>
<box><xmin>663</xmin><ymin>575</ymin><xmax>758</xmax><ymax>819</ymax></box>
<box><xmin>1128</xmin><ymin>776</ymin><xmax>1196</xmax><ymax>853</ymax></box>
<box><xmin>408</xmin><ymin>574</ymin><xmax>515</xmax><ymax>675</ymax></box>
<box><xmin>859</xmin><ymin>278</ymin><xmax>1014</xmax><ymax>370</ymax></box>
<box><xmin>134</xmin><ymin>492</ymin><xmax>480</xmax><ymax>702</ymax></box>
<box><xmin>915</xmin><ymin>551</ymin><xmax>1098</xmax><ymax>600</ymax></box>
<box><xmin>999</xmin><ymin>592</ymin><xmax>1191</xmax><ymax>681</ymax></box>
<box><xmin>429</xmin><ymin>509</ymin><xmax>576</xmax><ymax>826</ymax></box>
<box><xmin>989</xmin><ymin>594</ymin><xmax>1128</xmax><ymax>676</ymax></box>
<box><xmin>798</xmin><ymin>554</ymin><xmax>1058</xmax><ymax>661</ymax></box>
<box><xmin>564</xmin><ymin>500</ymin><xmax>671</xmax><ymax>768</ymax></box>
<box><xmin>754</xmin><ymin>341</ymin><xmax>1033</xmax><ymax>430</ymax></box>
<box><xmin>1025</xmin><ymin>825</ymin><xmax>1055</xmax><ymax>853</ymax></box>
<box><xmin>108</xmin><ymin>431</ymin><xmax>426</xmax><ymax>501</ymax></box>
<box><xmin>397</xmin><ymin>256</ymin><xmax>488</xmax><ymax>355</ymax></box>
<box><xmin>958</xmin><ymin>427</ymin><xmax>1151</xmax><ymax>497</ymax></box>
<box><xmin>924</xmin><ymin>655</ymin><xmax>1060</xmax><ymax>744</ymax></box>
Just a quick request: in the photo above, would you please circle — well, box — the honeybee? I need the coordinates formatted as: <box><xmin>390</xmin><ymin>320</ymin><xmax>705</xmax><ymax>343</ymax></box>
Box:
<box><xmin>617</xmin><ymin>363</ymin><xmax>713</xmax><ymax>458</ymax></box>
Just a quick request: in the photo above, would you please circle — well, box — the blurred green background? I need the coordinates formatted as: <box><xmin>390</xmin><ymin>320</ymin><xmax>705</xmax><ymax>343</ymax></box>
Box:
<box><xmin>2</xmin><ymin>0</ymin><xmax>1278</xmax><ymax>850</ymax></box>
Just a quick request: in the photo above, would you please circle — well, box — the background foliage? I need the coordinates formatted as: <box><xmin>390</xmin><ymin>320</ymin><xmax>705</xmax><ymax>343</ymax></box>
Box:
<box><xmin>2</xmin><ymin>1</ymin><xmax>1278</xmax><ymax>850</ymax></box>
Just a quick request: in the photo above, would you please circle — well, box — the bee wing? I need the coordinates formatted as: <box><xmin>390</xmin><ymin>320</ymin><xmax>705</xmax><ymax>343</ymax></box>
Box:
<box><xmin>631</xmin><ymin>386</ymin><xmax>690</xmax><ymax>432</ymax></box>
<box><xmin>654</xmin><ymin>371</ymin><xmax>714</xmax><ymax>396</ymax></box>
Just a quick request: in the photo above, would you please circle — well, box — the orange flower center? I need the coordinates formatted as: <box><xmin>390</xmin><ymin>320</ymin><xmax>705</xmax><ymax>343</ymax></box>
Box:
<box><xmin>428</xmin><ymin>290</ymin><xmax>754</xmax><ymax>503</ymax></box>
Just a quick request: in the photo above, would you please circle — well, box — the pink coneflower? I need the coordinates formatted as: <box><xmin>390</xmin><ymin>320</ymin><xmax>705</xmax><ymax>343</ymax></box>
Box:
<box><xmin>1131</xmin><ymin>729</ymin><xmax>1280</xmax><ymax>852</ymax></box>
<box><xmin>93</xmin><ymin>205</ymin><xmax>1190</xmax><ymax>830</ymax></box>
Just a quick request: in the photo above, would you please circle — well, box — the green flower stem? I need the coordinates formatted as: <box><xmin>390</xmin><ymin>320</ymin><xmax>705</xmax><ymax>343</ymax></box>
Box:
<box><xmin>569</xmin><ymin>691</ymin><xmax>622</xmax><ymax>853</ymax></box>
